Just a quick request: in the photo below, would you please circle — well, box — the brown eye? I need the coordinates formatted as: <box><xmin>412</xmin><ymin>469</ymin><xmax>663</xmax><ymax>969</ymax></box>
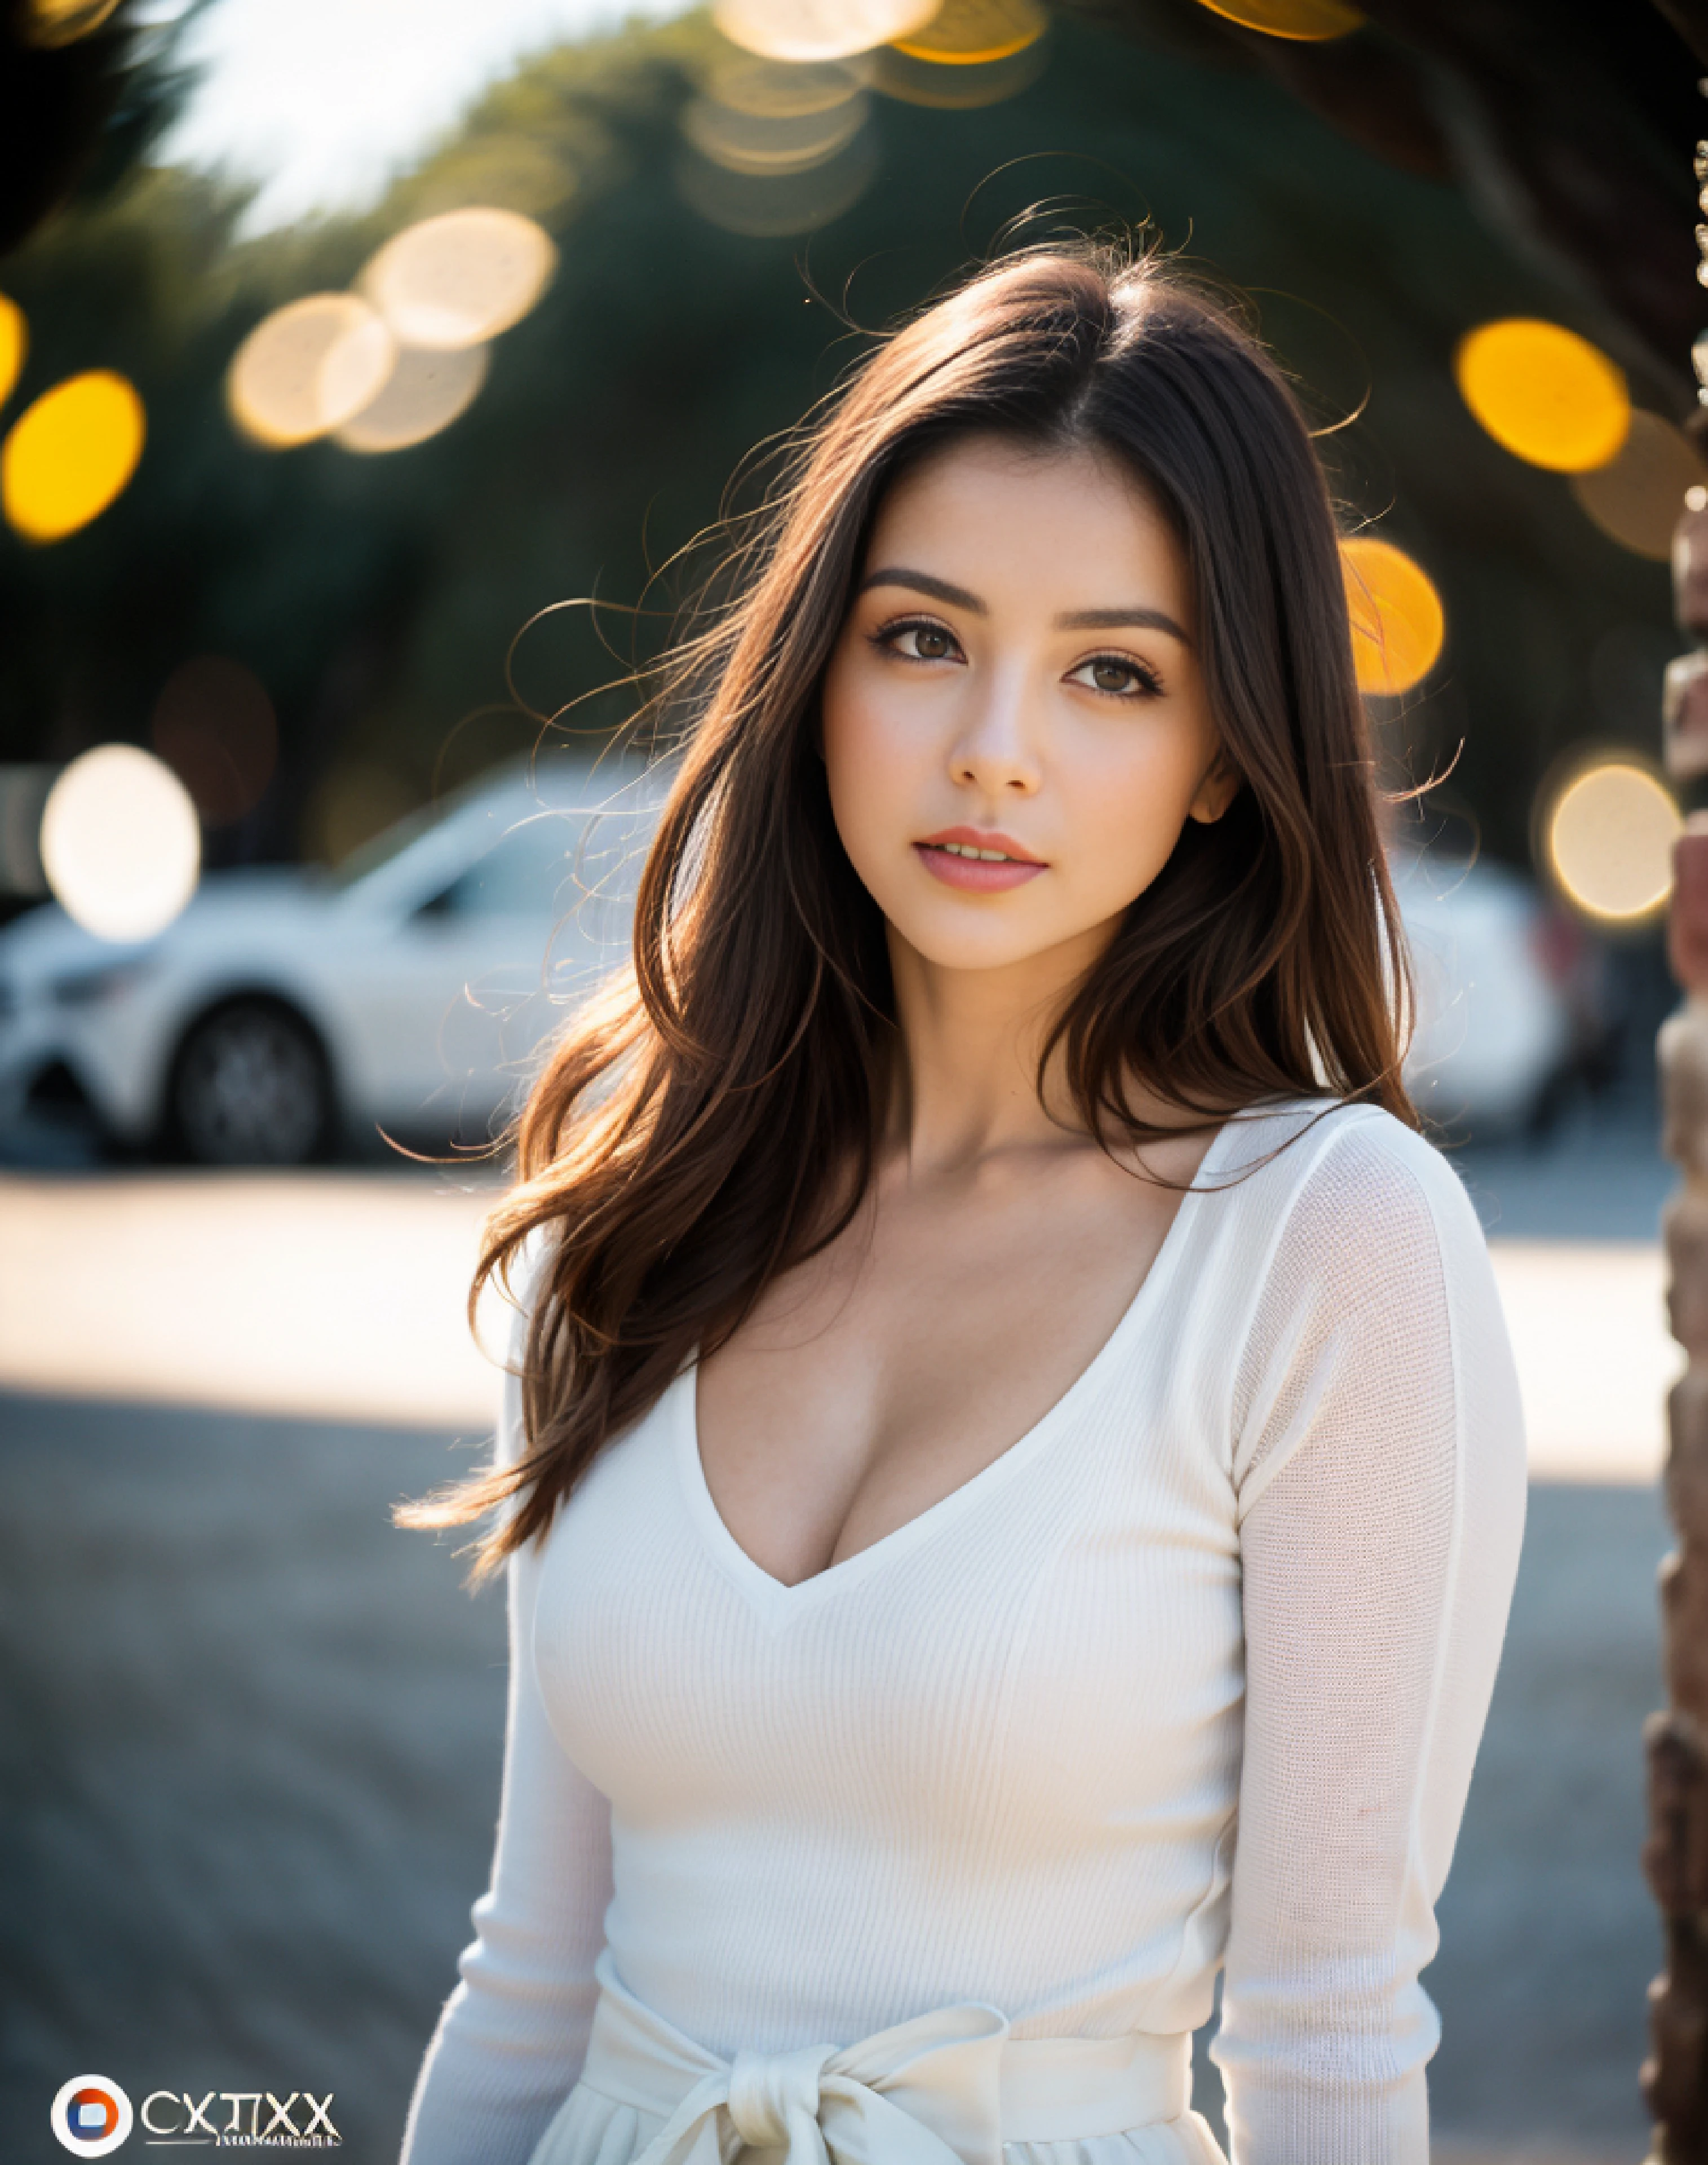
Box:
<box><xmin>1070</xmin><ymin>653</ymin><xmax>1163</xmax><ymax>699</ymax></box>
<box><xmin>911</xmin><ymin>625</ymin><xmax>953</xmax><ymax>660</ymax></box>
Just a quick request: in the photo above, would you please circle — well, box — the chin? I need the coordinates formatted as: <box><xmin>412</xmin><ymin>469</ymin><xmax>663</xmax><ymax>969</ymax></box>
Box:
<box><xmin>884</xmin><ymin>899</ymin><xmax>1078</xmax><ymax>975</ymax></box>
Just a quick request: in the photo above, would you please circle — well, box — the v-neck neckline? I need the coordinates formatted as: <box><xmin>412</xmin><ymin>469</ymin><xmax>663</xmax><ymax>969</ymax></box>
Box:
<box><xmin>671</xmin><ymin>1106</ymin><xmax>1255</xmax><ymax>1633</ymax></box>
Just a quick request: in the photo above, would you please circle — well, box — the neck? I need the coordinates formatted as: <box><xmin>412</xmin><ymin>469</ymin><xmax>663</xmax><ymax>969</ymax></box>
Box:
<box><xmin>880</xmin><ymin>920</ymin><xmax>1112</xmax><ymax>1176</ymax></box>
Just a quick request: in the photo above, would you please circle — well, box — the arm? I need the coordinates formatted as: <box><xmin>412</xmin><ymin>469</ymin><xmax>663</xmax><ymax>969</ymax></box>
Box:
<box><xmin>1209</xmin><ymin>1122</ymin><xmax>1527</xmax><ymax>2164</ymax></box>
<box><xmin>399</xmin><ymin>1254</ymin><xmax>615</xmax><ymax>2165</ymax></box>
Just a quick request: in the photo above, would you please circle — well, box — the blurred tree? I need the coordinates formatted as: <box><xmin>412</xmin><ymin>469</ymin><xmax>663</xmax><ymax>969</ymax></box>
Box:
<box><xmin>1087</xmin><ymin>0</ymin><xmax>1700</xmax><ymax>384</ymax></box>
<box><xmin>0</xmin><ymin>1</ymin><xmax>1691</xmax><ymax>876</ymax></box>
<box><xmin>0</xmin><ymin>0</ymin><xmax>210</xmax><ymax>254</ymax></box>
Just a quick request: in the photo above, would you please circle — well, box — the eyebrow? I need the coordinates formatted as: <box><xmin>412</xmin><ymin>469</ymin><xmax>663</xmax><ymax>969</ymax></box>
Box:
<box><xmin>856</xmin><ymin>567</ymin><xmax>1191</xmax><ymax>645</ymax></box>
<box><xmin>1054</xmin><ymin>606</ymin><xmax>1191</xmax><ymax>641</ymax></box>
<box><xmin>858</xmin><ymin>567</ymin><xmax>986</xmax><ymax>615</ymax></box>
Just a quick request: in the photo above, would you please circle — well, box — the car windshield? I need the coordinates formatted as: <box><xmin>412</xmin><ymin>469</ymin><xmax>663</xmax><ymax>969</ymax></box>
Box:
<box><xmin>430</xmin><ymin>811</ymin><xmax>598</xmax><ymax>917</ymax></box>
<box><xmin>327</xmin><ymin>754</ymin><xmax>652</xmax><ymax>894</ymax></box>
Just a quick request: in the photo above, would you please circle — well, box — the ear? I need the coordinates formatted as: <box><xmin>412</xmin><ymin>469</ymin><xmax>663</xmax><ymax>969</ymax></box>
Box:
<box><xmin>1188</xmin><ymin>746</ymin><xmax>1240</xmax><ymax>826</ymax></box>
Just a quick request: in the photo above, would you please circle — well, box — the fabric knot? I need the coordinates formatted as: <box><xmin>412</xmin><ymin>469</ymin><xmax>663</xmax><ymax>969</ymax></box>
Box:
<box><xmin>725</xmin><ymin>2044</ymin><xmax>833</xmax><ymax>2146</ymax></box>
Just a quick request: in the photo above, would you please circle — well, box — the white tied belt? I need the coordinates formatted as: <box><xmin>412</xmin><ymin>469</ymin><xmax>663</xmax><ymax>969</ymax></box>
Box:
<box><xmin>559</xmin><ymin>1947</ymin><xmax>1193</xmax><ymax>2165</ymax></box>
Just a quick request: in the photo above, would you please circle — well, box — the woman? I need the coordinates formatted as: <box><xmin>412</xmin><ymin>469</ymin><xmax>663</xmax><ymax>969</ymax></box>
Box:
<box><xmin>396</xmin><ymin>241</ymin><xmax>1526</xmax><ymax>2165</ymax></box>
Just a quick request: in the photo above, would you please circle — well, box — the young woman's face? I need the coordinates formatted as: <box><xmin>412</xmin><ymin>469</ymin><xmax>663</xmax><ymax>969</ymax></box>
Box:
<box><xmin>821</xmin><ymin>431</ymin><xmax>1237</xmax><ymax>979</ymax></box>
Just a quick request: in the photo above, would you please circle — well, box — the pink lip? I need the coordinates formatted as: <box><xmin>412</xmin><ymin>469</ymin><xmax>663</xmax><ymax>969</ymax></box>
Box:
<box><xmin>914</xmin><ymin>825</ymin><xmax>1048</xmax><ymax>893</ymax></box>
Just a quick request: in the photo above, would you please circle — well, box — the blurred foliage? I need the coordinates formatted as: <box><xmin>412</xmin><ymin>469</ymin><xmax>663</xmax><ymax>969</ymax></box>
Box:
<box><xmin>0</xmin><ymin>0</ymin><xmax>211</xmax><ymax>253</ymax></box>
<box><xmin>0</xmin><ymin>1</ymin><xmax>1688</xmax><ymax>873</ymax></box>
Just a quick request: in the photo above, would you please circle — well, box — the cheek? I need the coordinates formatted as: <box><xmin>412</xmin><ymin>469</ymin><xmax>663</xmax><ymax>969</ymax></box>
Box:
<box><xmin>1057</xmin><ymin>725</ymin><xmax>1207</xmax><ymax>889</ymax></box>
<box><xmin>821</xmin><ymin>656</ymin><xmax>925</xmax><ymax>861</ymax></box>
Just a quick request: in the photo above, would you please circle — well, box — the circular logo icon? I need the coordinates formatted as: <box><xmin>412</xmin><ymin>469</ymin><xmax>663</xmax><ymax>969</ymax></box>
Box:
<box><xmin>51</xmin><ymin>2075</ymin><xmax>133</xmax><ymax>2155</ymax></box>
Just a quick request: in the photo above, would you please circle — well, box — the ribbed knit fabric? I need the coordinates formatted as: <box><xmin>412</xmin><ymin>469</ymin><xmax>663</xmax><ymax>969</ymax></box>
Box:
<box><xmin>397</xmin><ymin>1097</ymin><xmax>1526</xmax><ymax>2165</ymax></box>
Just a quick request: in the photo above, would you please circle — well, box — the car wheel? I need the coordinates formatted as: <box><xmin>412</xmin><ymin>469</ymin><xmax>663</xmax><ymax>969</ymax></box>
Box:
<box><xmin>169</xmin><ymin>1000</ymin><xmax>334</xmax><ymax>1167</ymax></box>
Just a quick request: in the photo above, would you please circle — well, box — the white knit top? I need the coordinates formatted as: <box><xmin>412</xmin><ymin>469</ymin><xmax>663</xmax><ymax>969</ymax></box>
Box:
<box><xmin>399</xmin><ymin>1096</ymin><xmax>1526</xmax><ymax>2165</ymax></box>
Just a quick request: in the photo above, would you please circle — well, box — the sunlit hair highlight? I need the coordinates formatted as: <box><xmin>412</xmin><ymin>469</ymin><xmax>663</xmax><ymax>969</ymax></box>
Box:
<box><xmin>396</xmin><ymin>237</ymin><xmax>1417</xmax><ymax>1583</ymax></box>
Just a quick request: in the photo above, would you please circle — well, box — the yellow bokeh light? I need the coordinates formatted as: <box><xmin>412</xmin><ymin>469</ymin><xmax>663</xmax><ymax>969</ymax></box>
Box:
<box><xmin>1454</xmin><ymin>319</ymin><xmax>1631</xmax><ymax>473</ymax></box>
<box><xmin>0</xmin><ymin>294</ymin><xmax>25</xmax><ymax>409</ymax></box>
<box><xmin>227</xmin><ymin>294</ymin><xmax>396</xmax><ymax>449</ymax></box>
<box><xmin>1189</xmin><ymin>0</ymin><xmax>1364</xmax><ymax>38</ymax></box>
<box><xmin>891</xmin><ymin>0</ymin><xmax>1046</xmax><ymax>63</ymax></box>
<box><xmin>359</xmin><ymin>209</ymin><xmax>556</xmax><ymax>352</ymax></box>
<box><xmin>1340</xmin><ymin>536</ymin><xmax>1444</xmax><ymax>697</ymax></box>
<box><xmin>334</xmin><ymin>342</ymin><xmax>490</xmax><ymax>454</ymax></box>
<box><xmin>713</xmin><ymin>0</ymin><xmax>939</xmax><ymax>63</ymax></box>
<box><xmin>23</xmin><ymin>0</ymin><xmax>122</xmax><ymax>45</ymax></box>
<box><xmin>41</xmin><ymin>745</ymin><xmax>201</xmax><ymax>942</ymax></box>
<box><xmin>1569</xmin><ymin>410</ymin><xmax>1708</xmax><ymax>562</ymax></box>
<box><xmin>1546</xmin><ymin>758</ymin><xmax>1681</xmax><ymax>923</ymax></box>
<box><xmin>2</xmin><ymin>369</ymin><xmax>145</xmax><ymax>543</ymax></box>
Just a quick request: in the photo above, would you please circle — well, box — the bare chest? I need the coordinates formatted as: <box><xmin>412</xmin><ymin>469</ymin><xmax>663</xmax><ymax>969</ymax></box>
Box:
<box><xmin>693</xmin><ymin>1147</ymin><xmax>1208</xmax><ymax>1588</ymax></box>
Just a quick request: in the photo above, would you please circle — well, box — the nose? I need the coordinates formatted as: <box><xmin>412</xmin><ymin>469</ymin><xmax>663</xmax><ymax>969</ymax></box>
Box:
<box><xmin>948</xmin><ymin>664</ymin><xmax>1042</xmax><ymax>798</ymax></box>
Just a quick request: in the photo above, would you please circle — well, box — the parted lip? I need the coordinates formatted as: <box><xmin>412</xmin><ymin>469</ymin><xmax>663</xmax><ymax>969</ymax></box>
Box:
<box><xmin>915</xmin><ymin>825</ymin><xmax>1047</xmax><ymax>865</ymax></box>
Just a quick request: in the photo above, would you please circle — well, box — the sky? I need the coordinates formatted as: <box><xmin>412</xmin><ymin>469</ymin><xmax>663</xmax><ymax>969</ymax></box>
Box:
<box><xmin>145</xmin><ymin>0</ymin><xmax>692</xmax><ymax>233</ymax></box>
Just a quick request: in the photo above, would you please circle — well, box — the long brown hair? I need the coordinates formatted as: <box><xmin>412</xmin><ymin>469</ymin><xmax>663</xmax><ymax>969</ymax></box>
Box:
<box><xmin>398</xmin><ymin>237</ymin><xmax>1417</xmax><ymax>1580</ymax></box>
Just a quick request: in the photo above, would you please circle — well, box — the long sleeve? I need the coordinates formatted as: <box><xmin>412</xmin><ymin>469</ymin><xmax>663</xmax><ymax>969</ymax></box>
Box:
<box><xmin>399</xmin><ymin>1260</ymin><xmax>615</xmax><ymax>2165</ymax></box>
<box><xmin>1209</xmin><ymin>1119</ymin><xmax>1527</xmax><ymax>2163</ymax></box>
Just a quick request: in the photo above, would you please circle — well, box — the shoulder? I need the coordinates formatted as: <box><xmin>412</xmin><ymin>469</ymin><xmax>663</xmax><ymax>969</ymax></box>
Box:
<box><xmin>1219</xmin><ymin>1099</ymin><xmax>1524</xmax><ymax>1512</ymax></box>
<box><xmin>1211</xmin><ymin>1094</ymin><xmax>1488</xmax><ymax>1309</ymax></box>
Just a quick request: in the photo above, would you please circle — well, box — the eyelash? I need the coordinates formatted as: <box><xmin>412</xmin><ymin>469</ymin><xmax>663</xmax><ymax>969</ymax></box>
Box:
<box><xmin>867</xmin><ymin>615</ymin><xmax>1165</xmax><ymax>701</ymax></box>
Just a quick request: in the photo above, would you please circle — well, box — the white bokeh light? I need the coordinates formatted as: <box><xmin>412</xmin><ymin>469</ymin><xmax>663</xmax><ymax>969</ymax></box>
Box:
<box><xmin>335</xmin><ymin>341</ymin><xmax>492</xmax><ymax>452</ymax></box>
<box><xmin>713</xmin><ymin>0</ymin><xmax>938</xmax><ymax>61</ymax></box>
<box><xmin>1545</xmin><ymin>758</ymin><xmax>1682</xmax><ymax>924</ymax></box>
<box><xmin>359</xmin><ymin>210</ymin><xmax>557</xmax><ymax>350</ymax></box>
<box><xmin>227</xmin><ymin>294</ymin><xmax>398</xmax><ymax>447</ymax></box>
<box><xmin>41</xmin><ymin>745</ymin><xmax>202</xmax><ymax>942</ymax></box>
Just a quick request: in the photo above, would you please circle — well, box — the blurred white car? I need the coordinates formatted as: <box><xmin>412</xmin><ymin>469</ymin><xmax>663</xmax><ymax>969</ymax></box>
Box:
<box><xmin>0</xmin><ymin>762</ymin><xmax>1585</xmax><ymax>1165</ymax></box>
<box><xmin>0</xmin><ymin>753</ymin><xmax>658</xmax><ymax>1164</ymax></box>
<box><xmin>1390</xmin><ymin>843</ymin><xmax>1587</xmax><ymax>1135</ymax></box>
